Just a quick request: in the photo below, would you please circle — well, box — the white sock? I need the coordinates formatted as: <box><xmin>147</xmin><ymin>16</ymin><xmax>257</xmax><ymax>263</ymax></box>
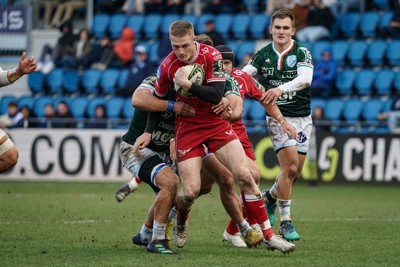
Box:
<box><xmin>140</xmin><ymin>222</ymin><xmax>153</xmax><ymax>243</ymax></box>
<box><xmin>152</xmin><ymin>220</ymin><xmax>166</xmax><ymax>241</ymax></box>
<box><xmin>278</xmin><ymin>199</ymin><xmax>292</xmax><ymax>222</ymax></box>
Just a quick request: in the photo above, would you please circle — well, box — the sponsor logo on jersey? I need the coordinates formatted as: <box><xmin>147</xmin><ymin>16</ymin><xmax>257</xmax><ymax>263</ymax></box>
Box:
<box><xmin>156</xmin><ymin>66</ymin><xmax>162</xmax><ymax>79</ymax></box>
<box><xmin>265</xmin><ymin>58</ymin><xmax>271</xmax><ymax>64</ymax></box>
<box><xmin>201</xmin><ymin>47</ymin><xmax>210</xmax><ymax>54</ymax></box>
<box><xmin>213</xmin><ymin>60</ymin><xmax>225</xmax><ymax>77</ymax></box>
<box><xmin>261</xmin><ymin>67</ymin><xmax>274</xmax><ymax>77</ymax></box>
<box><xmin>286</xmin><ymin>55</ymin><xmax>297</xmax><ymax>68</ymax></box>
<box><xmin>297</xmin><ymin>131</ymin><xmax>307</xmax><ymax>143</ymax></box>
<box><xmin>178</xmin><ymin>148</ymin><xmax>192</xmax><ymax>157</ymax></box>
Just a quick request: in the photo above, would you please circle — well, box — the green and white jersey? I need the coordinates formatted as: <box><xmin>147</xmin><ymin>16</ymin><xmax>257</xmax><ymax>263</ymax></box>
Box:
<box><xmin>224</xmin><ymin>73</ymin><xmax>241</xmax><ymax>97</ymax></box>
<box><xmin>249</xmin><ymin>40</ymin><xmax>313</xmax><ymax>117</ymax></box>
<box><xmin>121</xmin><ymin>75</ymin><xmax>175</xmax><ymax>154</ymax></box>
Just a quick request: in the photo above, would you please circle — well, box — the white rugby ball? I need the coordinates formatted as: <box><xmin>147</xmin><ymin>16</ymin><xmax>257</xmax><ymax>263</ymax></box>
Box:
<box><xmin>174</xmin><ymin>63</ymin><xmax>205</xmax><ymax>96</ymax></box>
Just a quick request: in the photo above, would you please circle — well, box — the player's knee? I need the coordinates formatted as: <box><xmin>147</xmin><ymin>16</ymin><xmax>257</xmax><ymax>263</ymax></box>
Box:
<box><xmin>285</xmin><ymin>163</ymin><xmax>299</xmax><ymax>180</ymax></box>
<box><xmin>250</xmin><ymin>166</ymin><xmax>261</xmax><ymax>185</ymax></box>
<box><xmin>182</xmin><ymin>188</ymin><xmax>199</xmax><ymax>203</ymax></box>
<box><xmin>215</xmin><ymin>172</ymin><xmax>235</xmax><ymax>191</ymax></box>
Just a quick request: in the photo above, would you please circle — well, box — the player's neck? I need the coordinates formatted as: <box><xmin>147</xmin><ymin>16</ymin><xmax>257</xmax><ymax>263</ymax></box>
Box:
<box><xmin>273</xmin><ymin>40</ymin><xmax>292</xmax><ymax>53</ymax></box>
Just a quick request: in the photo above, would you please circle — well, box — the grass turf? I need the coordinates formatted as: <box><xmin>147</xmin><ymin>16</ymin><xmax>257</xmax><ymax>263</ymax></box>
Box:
<box><xmin>0</xmin><ymin>181</ymin><xmax>399</xmax><ymax>266</ymax></box>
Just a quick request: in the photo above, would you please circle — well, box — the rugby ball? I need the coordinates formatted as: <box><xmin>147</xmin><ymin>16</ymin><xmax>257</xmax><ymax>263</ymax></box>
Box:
<box><xmin>174</xmin><ymin>63</ymin><xmax>205</xmax><ymax>96</ymax></box>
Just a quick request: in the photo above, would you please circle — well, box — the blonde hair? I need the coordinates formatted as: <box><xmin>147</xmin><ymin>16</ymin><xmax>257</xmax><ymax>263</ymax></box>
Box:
<box><xmin>169</xmin><ymin>20</ymin><xmax>194</xmax><ymax>38</ymax></box>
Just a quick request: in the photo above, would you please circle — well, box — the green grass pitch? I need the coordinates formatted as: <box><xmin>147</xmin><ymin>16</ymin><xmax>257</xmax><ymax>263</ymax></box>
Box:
<box><xmin>0</xmin><ymin>181</ymin><xmax>399</xmax><ymax>266</ymax></box>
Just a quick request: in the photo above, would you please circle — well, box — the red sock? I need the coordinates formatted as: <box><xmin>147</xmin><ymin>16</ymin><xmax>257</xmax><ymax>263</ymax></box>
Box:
<box><xmin>134</xmin><ymin>177</ymin><xmax>141</xmax><ymax>184</ymax></box>
<box><xmin>225</xmin><ymin>219</ymin><xmax>239</xmax><ymax>235</ymax></box>
<box><xmin>244</xmin><ymin>196</ymin><xmax>274</xmax><ymax>240</ymax></box>
<box><xmin>176</xmin><ymin>208</ymin><xmax>191</xmax><ymax>225</ymax></box>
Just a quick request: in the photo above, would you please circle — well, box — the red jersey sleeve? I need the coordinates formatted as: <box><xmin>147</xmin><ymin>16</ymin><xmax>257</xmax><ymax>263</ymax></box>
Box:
<box><xmin>155</xmin><ymin>54</ymin><xmax>174</xmax><ymax>97</ymax></box>
<box><xmin>200</xmin><ymin>44</ymin><xmax>225</xmax><ymax>84</ymax></box>
<box><xmin>232</xmin><ymin>68</ymin><xmax>264</xmax><ymax>100</ymax></box>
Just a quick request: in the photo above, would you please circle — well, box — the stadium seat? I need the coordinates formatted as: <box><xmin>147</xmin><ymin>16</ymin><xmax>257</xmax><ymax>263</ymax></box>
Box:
<box><xmin>236</xmin><ymin>41</ymin><xmax>255</xmax><ymax>64</ymax></box>
<box><xmin>342</xmin><ymin>99</ymin><xmax>364</xmax><ymax>123</ymax></box>
<box><xmin>108</xmin><ymin>13</ymin><xmax>128</xmax><ymax>39</ymax></box>
<box><xmin>335</xmin><ymin>69</ymin><xmax>356</xmax><ymax>96</ymax></box>
<box><xmin>331</xmin><ymin>41</ymin><xmax>349</xmax><ymax>66</ymax></box>
<box><xmin>143</xmin><ymin>14</ymin><xmax>162</xmax><ymax>39</ymax></box>
<box><xmin>379</xmin><ymin>11</ymin><xmax>393</xmax><ymax>31</ymax></box>
<box><xmin>348</xmin><ymin>41</ymin><xmax>368</xmax><ymax>67</ymax></box>
<box><xmin>339</xmin><ymin>12</ymin><xmax>360</xmax><ymax>38</ymax></box>
<box><xmin>92</xmin><ymin>13</ymin><xmax>110</xmax><ymax>39</ymax></box>
<box><xmin>195</xmin><ymin>14</ymin><xmax>215</xmax><ymax>34</ymax></box>
<box><xmin>386</xmin><ymin>40</ymin><xmax>400</xmax><ymax>66</ymax></box>
<box><xmin>0</xmin><ymin>95</ymin><xmax>17</xmax><ymax>114</ymax></box>
<box><xmin>118</xmin><ymin>68</ymin><xmax>129</xmax><ymax>89</ymax></box>
<box><xmin>374</xmin><ymin>0</ymin><xmax>390</xmax><ymax>9</ymax></box>
<box><xmin>243</xmin><ymin>97</ymin><xmax>253</xmax><ymax>122</ymax></box>
<box><xmin>161</xmin><ymin>14</ymin><xmax>180</xmax><ymax>36</ymax></box>
<box><xmin>28</xmin><ymin>71</ymin><xmax>45</xmax><ymax>95</ymax></box>
<box><xmin>106</xmin><ymin>97</ymin><xmax>125</xmax><ymax>119</ymax></box>
<box><xmin>311</xmin><ymin>98</ymin><xmax>325</xmax><ymax>113</ymax></box>
<box><xmin>231</xmin><ymin>14</ymin><xmax>251</xmax><ymax>39</ymax></box>
<box><xmin>215</xmin><ymin>13</ymin><xmax>234</xmax><ymax>39</ymax></box>
<box><xmin>312</xmin><ymin>41</ymin><xmax>331</xmax><ymax>62</ymax></box>
<box><xmin>148</xmin><ymin>41</ymin><xmax>160</xmax><ymax>63</ymax></box>
<box><xmin>126</xmin><ymin>14</ymin><xmax>145</xmax><ymax>40</ymax></box>
<box><xmin>247</xmin><ymin>99</ymin><xmax>267</xmax><ymax>133</ymax></box>
<box><xmin>17</xmin><ymin>95</ymin><xmax>35</xmax><ymax>110</ymax></box>
<box><xmin>82</xmin><ymin>68</ymin><xmax>102</xmax><ymax>95</ymax></box>
<box><xmin>393</xmin><ymin>71</ymin><xmax>400</xmax><ymax>94</ymax></box>
<box><xmin>366</xmin><ymin>40</ymin><xmax>387</xmax><ymax>66</ymax></box>
<box><xmin>86</xmin><ymin>97</ymin><xmax>106</xmax><ymax>118</ymax></box>
<box><xmin>374</xmin><ymin>69</ymin><xmax>395</xmax><ymax>96</ymax></box>
<box><xmin>362</xmin><ymin>98</ymin><xmax>384</xmax><ymax>122</ymax></box>
<box><xmin>62</xmin><ymin>69</ymin><xmax>81</xmax><ymax>95</ymax></box>
<box><xmin>324</xmin><ymin>98</ymin><xmax>345</xmax><ymax>122</ymax></box>
<box><xmin>249</xmin><ymin>13</ymin><xmax>269</xmax><ymax>39</ymax></box>
<box><xmin>33</xmin><ymin>96</ymin><xmax>54</xmax><ymax>117</ymax></box>
<box><xmin>181</xmin><ymin>14</ymin><xmax>197</xmax><ymax>29</ymax></box>
<box><xmin>99</xmin><ymin>69</ymin><xmax>120</xmax><ymax>95</ymax></box>
<box><xmin>53</xmin><ymin>96</ymin><xmax>72</xmax><ymax>110</ymax></box>
<box><xmin>122</xmin><ymin>97</ymin><xmax>135</xmax><ymax>119</ymax></box>
<box><xmin>46</xmin><ymin>68</ymin><xmax>63</xmax><ymax>95</ymax></box>
<box><xmin>225</xmin><ymin>41</ymin><xmax>239</xmax><ymax>56</ymax></box>
<box><xmin>354</xmin><ymin>69</ymin><xmax>375</xmax><ymax>96</ymax></box>
<box><xmin>359</xmin><ymin>12</ymin><xmax>380</xmax><ymax>38</ymax></box>
<box><xmin>70</xmin><ymin>97</ymin><xmax>89</xmax><ymax>119</ymax></box>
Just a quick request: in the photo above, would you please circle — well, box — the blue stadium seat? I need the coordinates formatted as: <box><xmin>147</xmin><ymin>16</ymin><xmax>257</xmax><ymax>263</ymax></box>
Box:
<box><xmin>106</xmin><ymin>97</ymin><xmax>125</xmax><ymax>119</ymax></box>
<box><xmin>126</xmin><ymin>14</ymin><xmax>145</xmax><ymax>40</ymax></box>
<box><xmin>53</xmin><ymin>96</ymin><xmax>71</xmax><ymax>109</ymax></box>
<box><xmin>0</xmin><ymin>95</ymin><xmax>17</xmax><ymax>114</ymax></box>
<box><xmin>62</xmin><ymin>69</ymin><xmax>81</xmax><ymax>95</ymax></box>
<box><xmin>92</xmin><ymin>13</ymin><xmax>110</xmax><ymax>39</ymax></box>
<box><xmin>249</xmin><ymin>13</ymin><xmax>269</xmax><ymax>39</ymax></box>
<box><xmin>236</xmin><ymin>41</ymin><xmax>255</xmax><ymax>64</ymax></box>
<box><xmin>311</xmin><ymin>98</ymin><xmax>325</xmax><ymax>113</ymax></box>
<box><xmin>360</xmin><ymin>12</ymin><xmax>380</xmax><ymax>38</ymax></box>
<box><xmin>82</xmin><ymin>68</ymin><xmax>102</xmax><ymax>95</ymax></box>
<box><xmin>181</xmin><ymin>14</ymin><xmax>197</xmax><ymax>29</ymax></box>
<box><xmin>122</xmin><ymin>97</ymin><xmax>135</xmax><ymax>119</ymax></box>
<box><xmin>108</xmin><ymin>13</ymin><xmax>128</xmax><ymax>39</ymax></box>
<box><xmin>215</xmin><ymin>13</ymin><xmax>233</xmax><ymax>39</ymax></box>
<box><xmin>312</xmin><ymin>41</ymin><xmax>331</xmax><ymax>62</ymax></box>
<box><xmin>382</xmin><ymin>99</ymin><xmax>393</xmax><ymax>112</ymax></box>
<box><xmin>149</xmin><ymin>41</ymin><xmax>160</xmax><ymax>63</ymax></box>
<box><xmin>70</xmin><ymin>97</ymin><xmax>89</xmax><ymax>118</ymax></box>
<box><xmin>374</xmin><ymin>0</ymin><xmax>390</xmax><ymax>9</ymax></box>
<box><xmin>354</xmin><ymin>69</ymin><xmax>375</xmax><ymax>96</ymax></box>
<box><xmin>367</xmin><ymin>40</ymin><xmax>387</xmax><ymax>66</ymax></box>
<box><xmin>394</xmin><ymin>71</ymin><xmax>400</xmax><ymax>94</ymax></box>
<box><xmin>118</xmin><ymin>68</ymin><xmax>129</xmax><ymax>89</ymax></box>
<box><xmin>348</xmin><ymin>41</ymin><xmax>368</xmax><ymax>67</ymax></box>
<box><xmin>86</xmin><ymin>97</ymin><xmax>106</xmax><ymax>118</ymax></box>
<box><xmin>331</xmin><ymin>41</ymin><xmax>349</xmax><ymax>66</ymax></box>
<box><xmin>225</xmin><ymin>41</ymin><xmax>239</xmax><ymax>56</ymax></box>
<box><xmin>28</xmin><ymin>71</ymin><xmax>45</xmax><ymax>95</ymax></box>
<box><xmin>379</xmin><ymin>11</ymin><xmax>393</xmax><ymax>31</ymax></box>
<box><xmin>243</xmin><ymin>97</ymin><xmax>253</xmax><ymax>122</ymax></box>
<box><xmin>247</xmin><ymin>99</ymin><xmax>267</xmax><ymax>133</ymax></box>
<box><xmin>33</xmin><ymin>96</ymin><xmax>54</xmax><ymax>117</ymax></box>
<box><xmin>342</xmin><ymin>99</ymin><xmax>364</xmax><ymax>123</ymax></box>
<box><xmin>386</xmin><ymin>40</ymin><xmax>400</xmax><ymax>66</ymax></box>
<box><xmin>17</xmin><ymin>95</ymin><xmax>35</xmax><ymax>110</ymax></box>
<box><xmin>339</xmin><ymin>13</ymin><xmax>360</xmax><ymax>38</ymax></box>
<box><xmin>161</xmin><ymin>14</ymin><xmax>180</xmax><ymax>36</ymax></box>
<box><xmin>46</xmin><ymin>68</ymin><xmax>63</xmax><ymax>95</ymax></box>
<box><xmin>374</xmin><ymin>69</ymin><xmax>395</xmax><ymax>96</ymax></box>
<box><xmin>100</xmin><ymin>69</ymin><xmax>120</xmax><ymax>95</ymax></box>
<box><xmin>195</xmin><ymin>14</ymin><xmax>215</xmax><ymax>34</ymax></box>
<box><xmin>362</xmin><ymin>98</ymin><xmax>384</xmax><ymax>122</ymax></box>
<box><xmin>231</xmin><ymin>14</ymin><xmax>251</xmax><ymax>39</ymax></box>
<box><xmin>143</xmin><ymin>14</ymin><xmax>162</xmax><ymax>39</ymax></box>
<box><xmin>335</xmin><ymin>69</ymin><xmax>356</xmax><ymax>96</ymax></box>
<box><xmin>324</xmin><ymin>98</ymin><xmax>345</xmax><ymax>122</ymax></box>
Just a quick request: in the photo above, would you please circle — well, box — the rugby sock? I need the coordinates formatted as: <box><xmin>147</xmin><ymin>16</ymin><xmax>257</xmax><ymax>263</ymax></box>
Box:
<box><xmin>152</xmin><ymin>220</ymin><xmax>166</xmax><ymax>241</ymax></box>
<box><xmin>140</xmin><ymin>222</ymin><xmax>153</xmax><ymax>243</ymax></box>
<box><xmin>241</xmin><ymin>190</ymin><xmax>257</xmax><ymax>225</ymax></box>
<box><xmin>278</xmin><ymin>199</ymin><xmax>292</xmax><ymax>222</ymax></box>
<box><xmin>167</xmin><ymin>206</ymin><xmax>177</xmax><ymax>221</ymax></box>
<box><xmin>176</xmin><ymin>207</ymin><xmax>191</xmax><ymax>226</ymax></box>
<box><xmin>265</xmin><ymin>189</ymin><xmax>276</xmax><ymax>204</ymax></box>
<box><xmin>236</xmin><ymin>220</ymin><xmax>252</xmax><ymax>236</ymax></box>
<box><xmin>244</xmin><ymin>194</ymin><xmax>274</xmax><ymax>240</ymax></box>
<box><xmin>226</xmin><ymin>219</ymin><xmax>240</xmax><ymax>235</ymax></box>
<box><xmin>270</xmin><ymin>181</ymin><xmax>278</xmax><ymax>200</ymax></box>
<box><xmin>128</xmin><ymin>177</ymin><xmax>141</xmax><ymax>190</ymax></box>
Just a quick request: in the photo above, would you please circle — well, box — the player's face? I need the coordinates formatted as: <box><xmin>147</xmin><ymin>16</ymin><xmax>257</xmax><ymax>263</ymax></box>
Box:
<box><xmin>170</xmin><ymin>34</ymin><xmax>196</xmax><ymax>62</ymax></box>
<box><xmin>269</xmin><ymin>17</ymin><xmax>295</xmax><ymax>49</ymax></box>
<box><xmin>222</xmin><ymin>59</ymin><xmax>233</xmax><ymax>74</ymax></box>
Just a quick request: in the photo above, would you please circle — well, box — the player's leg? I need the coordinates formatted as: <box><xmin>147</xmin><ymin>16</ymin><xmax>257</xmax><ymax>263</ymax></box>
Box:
<box><xmin>174</xmin><ymin>156</ymin><xmax>202</xmax><ymax>248</ymax></box>
<box><xmin>114</xmin><ymin>176</ymin><xmax>141</xmax><ymax>202</ymax></box>
<box><xmin>201</xmin><ymin>154</ymin><xmax>261</xmax><ymax>248</ymax></box>
<box><xmin>214</xmin><ymin>139</ymin><xmax>295</xmax><ymax>253</ymax></box>
<box><xmin>132</xmin><ymin>203</ymin><xmax>155</xmax><ymax>246</ymax></box>
<box><xmin>0</xmin><ymin>130</ymin><xmax>18</xmax><ymax>173</ymax></box>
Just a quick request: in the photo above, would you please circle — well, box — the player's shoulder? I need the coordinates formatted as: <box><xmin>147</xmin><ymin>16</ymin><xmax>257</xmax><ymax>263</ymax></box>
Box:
<box><xmin>199</xmin><ymin>42</ymin><xmax>222</xmax><ymax>60</ymax></box>
<box><xmin>294</xmin><ymin>41</ymin><xmax>311</xmax><ymax>53</ymax></box>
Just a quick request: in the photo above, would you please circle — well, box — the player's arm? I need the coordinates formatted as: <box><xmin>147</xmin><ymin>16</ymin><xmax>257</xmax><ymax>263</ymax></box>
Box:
<box><xmin>222</xmin><ymin>93</ymin><xmax>243</xmax><ymax>122</ymax></box>
<box><xmin>0</xmin><ymin>52</ymin><xmax>37</xmax><ymax>87</ymax></box>
<box><xmin>132</xmin><ymin>85</ymin><xmax>195</xmax><ymax>116</ymax></box>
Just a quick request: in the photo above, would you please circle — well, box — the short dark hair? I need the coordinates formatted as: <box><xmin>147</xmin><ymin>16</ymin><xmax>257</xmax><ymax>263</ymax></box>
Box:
<box><xmin>271</xmin><ymin>9</ymin><xmax>295</xmax><ymax>28</ymax></box>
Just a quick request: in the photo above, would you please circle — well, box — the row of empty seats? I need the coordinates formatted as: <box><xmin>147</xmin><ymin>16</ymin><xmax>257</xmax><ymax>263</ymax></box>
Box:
<box><xmin>335</xmin><ymin>68</ymin><xmax>400</xmax><ymax>97</ymax></box>
<box><xmin>309</xmin><ymin>39</ymin><xmax>400</xmax><ymax>67</ymax></box>
<box><xmin>92</xmin><ymin>11</ymin><xmax>395</xmax><ymax>41</ymax></box>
